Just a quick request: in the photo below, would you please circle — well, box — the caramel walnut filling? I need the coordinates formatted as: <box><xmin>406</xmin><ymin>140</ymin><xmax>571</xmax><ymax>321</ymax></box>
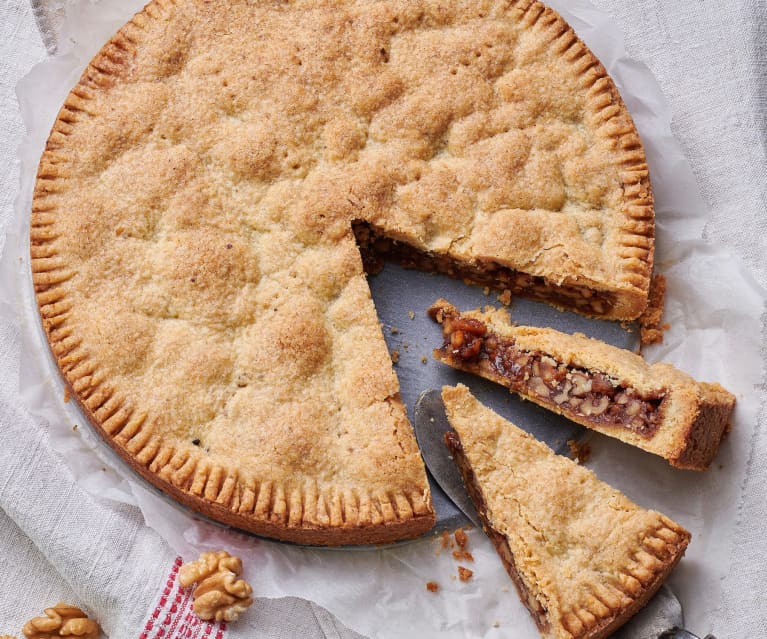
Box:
<box><xmin>353</xmin><ymin>222</ymin><xmax>616</xmax><ymax>318</ymax></box>
<box><xmin>432</xmin><ymin>310</ymin><xmax>664</xmax><ymax>438</ymax></box>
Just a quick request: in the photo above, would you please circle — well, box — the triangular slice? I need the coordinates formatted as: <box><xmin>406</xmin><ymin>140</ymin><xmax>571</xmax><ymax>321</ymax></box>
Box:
<box><xmin>430</xmin><ymin>300</ymin><xmax>735</xmax><ymax>469</ymax></box>
<box><xmin>442</xmin><ymin>384</ymin><xmax>690</xmax><ymax>639</ymax></box>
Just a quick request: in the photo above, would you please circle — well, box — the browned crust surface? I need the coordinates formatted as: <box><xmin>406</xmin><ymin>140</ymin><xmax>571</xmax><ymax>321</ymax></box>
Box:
<box><xmin>430</xmin><ymin>300</ymin><xmax>736</xmax><ymax>470</ymax></box>
<box><xmin>442</xmin><ymin>384</ymin><xmax>691</xmax><ymax>639</ymax></box>
<box><xmin>32</xmin><ymin>0</ymin><xmax>655</xmax><ymax>544</ymax></box>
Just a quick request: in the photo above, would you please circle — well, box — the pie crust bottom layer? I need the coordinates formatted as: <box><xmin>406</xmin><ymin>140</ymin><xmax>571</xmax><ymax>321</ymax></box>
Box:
<box><xmin>442</xmin><ymin>384</ymin><xmax>691</xmax><ymax>639</ymax></box>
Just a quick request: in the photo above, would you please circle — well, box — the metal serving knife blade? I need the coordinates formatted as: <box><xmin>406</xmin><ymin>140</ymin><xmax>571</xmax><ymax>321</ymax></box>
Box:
<box><xmin>413</xmin><ymin>389</ymin><xmax>715</xmax><ymax>639</ymax></box>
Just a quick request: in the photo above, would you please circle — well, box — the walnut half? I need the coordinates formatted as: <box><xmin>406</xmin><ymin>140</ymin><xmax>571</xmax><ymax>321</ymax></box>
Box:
<box><xmin>179</xmin><ymin>551</ymin><xmax>254</xmax><ymax>622</ymax></box>
<box><xmin>22</xmin><ymin>603</ymin><xmax>99</xmax><ymax>639</ymax></box>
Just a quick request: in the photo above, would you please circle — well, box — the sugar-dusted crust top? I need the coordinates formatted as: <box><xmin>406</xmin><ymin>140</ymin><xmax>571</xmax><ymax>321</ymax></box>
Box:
<box><xmin>442</xmin><ymin>384</ymin><xmax>690</xmax><ymax>639</ymax></box>
<box><xmin>32</xmin><ymin>0</ymin><xmax>654</xmax><ymax>543</ymax></box>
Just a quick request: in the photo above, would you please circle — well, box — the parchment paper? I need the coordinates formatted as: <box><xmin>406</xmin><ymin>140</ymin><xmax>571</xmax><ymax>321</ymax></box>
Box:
<box><xmin>4</xmin><ymin>1</ymin><xmax>765</xmax><ymax>637</ymax></box>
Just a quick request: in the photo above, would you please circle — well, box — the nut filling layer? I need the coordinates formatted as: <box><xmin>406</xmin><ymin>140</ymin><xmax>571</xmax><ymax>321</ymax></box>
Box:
<box><xmin>431</xmin><ymin>308</ymin><xmax>665</xmax><ymax>438</ymax></box>
<box><xmin>354</xmin><ymin>222</ymin><xmax>617</xmax><ymax>318</ymax></box>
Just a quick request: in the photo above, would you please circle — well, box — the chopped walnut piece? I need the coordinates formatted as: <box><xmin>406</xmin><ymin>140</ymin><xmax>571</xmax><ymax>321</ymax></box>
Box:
<box><xmin>426</xmin><ymin>581</ymin><xmax>439</xmax><ymax>593</ymax></box>
<box><xmin>22</xmin><ymin>603</ymin><xmax>99</xmax><ymax>639</ymax></box>
<box><xmin>458</xmin><ymin>566</ymin><xmax>473</xmax><ymax>582</ymax></box>
<box><xmin>179</xmin><ymin>551</ymin><xmax>254</xmax><ymax>623</ymax></box>
<box><xmin>452</xmin><ymin>550</ymin><xmax>474</xmax><ymax>562</ymax></box>
<box><xmin>639</xmin><ymin>274</ymin><xmax>667</xmax><ymax>346</ymax></box>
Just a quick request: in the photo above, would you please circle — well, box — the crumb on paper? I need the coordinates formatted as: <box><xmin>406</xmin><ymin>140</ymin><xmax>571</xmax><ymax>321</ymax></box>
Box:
<box><xmin>421</xmin><ymin>355</ymin><xmax>428</xmax><ymax>364</ymax></box>
<box><xmin>390</xmin><ymin>326</ymin><xmax>400</xmax><ymax>335</ymax></box>
<box><xmin>63</xmin><ymin>387</ymin><xmax>70</xmax><ymax>403</ymax></box>
<box><xmin>496</xmin><ymin>289</ymin><xmax>512</xmax><ymax>306</ymax></box>
<box><xmin>458</xmin><ymin>566</ymin><xmax>473</xmax><ymax>582</ymax></box>
<box><xmin>441</xmin><ymin>530</ymin><xmax>452</xmax><ymax>549</ymax></box>
<box><xmin>454</xmin><ymin>528</ymin><xmax>468</xmax><ymax>549</ymax></box>
<box><xmin>639</xmin><ymin>274</ymin><xmax>667</xmax><ymax>346</ymax></box>
<box><xmin>452</xmin><ymin>550</ymin><xmax>474</xmax><ymax>562</ymax></box>
<box><xmin>402</xmin><ymin>341</ymin><xmax>409</xmax><ymax>351</ymax></box>
<box><xmin>483</xmin><ymin>286</ymin><xmax>490</xmax><ymax>296</ymax></box>
<box><xmin>501</xmin><ymin>586</ymin><xmax>509</xmax><ymax>592</ymax></box>
<box><xmin>72</xmin><ymin>424</ymin><xmax>78</xmax><ymax>432</ymax></box>
<box><xmin>408</xmin><ymin>310</ymin><xmax>415</xmax><ymax>320</ymax></box>
<box><xmin>390</xmin><ymin>350</ymin><xmax>400</xmax><ymax>363</ymax></box>
<box><xmin>493</xmin><ymin>620</ymin><xmax>500</xmax><ymax>628</ymax></box>
<box><xmin>426</xmin><ymin>581</ymin><xmax>439</xmax><ymax>593</ymax></box>
<box><xmin>567</xmin><ymin>439</ymin><xmax>591</xmax><ymax>464</ymax></box>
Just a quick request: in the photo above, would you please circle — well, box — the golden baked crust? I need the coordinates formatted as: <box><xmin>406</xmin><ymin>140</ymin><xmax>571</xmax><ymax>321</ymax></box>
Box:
<box><xmin>430</xmin><ymin>300</ymin><xmax>736</xmax><ymax>469</ymax></box>
<box><xmin>442</xmin><ymin>384</ymin><xmax>690</xmax><ymax>639</ymax></box>
<box><xmin>31</xmin><ymin>0</ymin><xmax>654</xmax><ymax>544</ymax></box>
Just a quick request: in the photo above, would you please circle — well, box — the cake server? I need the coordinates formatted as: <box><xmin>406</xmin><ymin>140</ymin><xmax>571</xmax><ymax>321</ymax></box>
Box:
<box><xmin>413</xmin><ymin>389</ymin><xmax>716</xmax><ymax>639</ymax></box>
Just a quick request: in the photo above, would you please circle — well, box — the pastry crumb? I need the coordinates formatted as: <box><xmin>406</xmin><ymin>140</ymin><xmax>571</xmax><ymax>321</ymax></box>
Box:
<box><xmin>421</xmin><ymin>355</ymin><xmax>428</xmax><ymax>364</ymax></box>
<box><xmin>567</xmin><ymin>439</ymin><xmax>591</xmax><ymax>464</ymax></box>
<box><xmin>408</xmin><ymin>310</ymin><xmax>415</xmax><ymax>320</ymax></box>
<box><xmin>454</xmin><ymin>528</ymin><xmax>468</xmax><ymax>549</ymax></box>
<box><xmin>426</xmin><ymin>581</ymin><xmax>439</xmax><ymax>593</ymax></box>
<box><xmin>483</xmin><ymin>286</ymin><xmax>490</xmax><ymax>296</ymax></box>
<box><xmin>496</xmin><ymin>289</ymin><xmax>512</xmax><ymax>306</ymax></box>
<box><xmin>63</xmin><ymin>387</ymin><xmax>71</xmax><ymax>403</ymax></box>
<box><xmin>452</xmin><ymin>550</ymin><xmax>474</xmax><ymax>562</ymax></box>
<box><xmin>72</xmin><ymin>424</ymin><xmax>78</xmax><ymax>432</ymax></box>
<box><xmin>639</xmin><ymin>274</ymin><xmax>667</xmax><ymax>346</ymax></box>
<box><xmin>390</xmin><ymin>350</ymin><xmax>400</xmax><ymax>363</ymax></box>
<box><xmin>458</xmin><ymin>566</ymin><xmax>473</xmax><ymax>582</ymax></box>
<box><xmin>390</xmin><ymin>326</ymin><xmax>400</xmax><ymax>334</ymax></box>
<box><xmin>441</xmin><ymin>530</ymin><xmax>452</xmax><ymax>549</ymax></box>
<box><xmin>493</xmin><ymin>620</ymin><xmax>500</xmax><ymax>628</ymax></box>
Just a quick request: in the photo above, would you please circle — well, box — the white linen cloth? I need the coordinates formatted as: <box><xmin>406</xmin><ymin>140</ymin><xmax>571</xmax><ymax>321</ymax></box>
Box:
<box><xmin>0</xmin><ymin>1</ymin><xmax>764</xmax><ymax>637</ymax></box>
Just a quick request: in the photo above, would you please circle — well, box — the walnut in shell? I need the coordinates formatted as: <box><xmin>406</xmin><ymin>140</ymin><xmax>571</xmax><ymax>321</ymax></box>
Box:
<box><xmin>179</xmin><ymin>551</ymin><xmax>253</xmax><ymax>622</ymax></box>
<box><xmin>22</xmin><ymin>603</ymin><xmax>99</xmax><ymax>639</ymax></box>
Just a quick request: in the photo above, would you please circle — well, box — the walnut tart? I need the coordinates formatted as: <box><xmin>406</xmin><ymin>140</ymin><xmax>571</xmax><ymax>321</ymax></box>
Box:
<box><xmin>32</xmin><ymin>0</ymin><xmax>654</xmax><ymax>544</ymax></box>
<box><xmin>442</xmin><ymin>384</ymin><xmax>691</xmax><ymax>639</ymax></box>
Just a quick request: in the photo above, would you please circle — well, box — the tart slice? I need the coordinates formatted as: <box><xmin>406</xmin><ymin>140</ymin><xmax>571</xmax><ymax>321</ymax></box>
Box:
<box><xmin>430</xmin><ymin>300</ymin><xmax>735</xmax><ymax>469</ymax></box>
<box><xmin>442</xmin><ymin>384</ymin><xmax>691</xmax><ymax>639</ymax></box>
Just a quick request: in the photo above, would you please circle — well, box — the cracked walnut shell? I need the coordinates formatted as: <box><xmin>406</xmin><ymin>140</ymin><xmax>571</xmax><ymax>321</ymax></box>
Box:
<box><xmin>22</xmin><ymin>603</ymin><xmax>99</xmax><ymax>639</ymax></box>
<box><xmin>179</xmin><ymin>551</ymin><xmax>254</xmax><ymax>622</ymax></box>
